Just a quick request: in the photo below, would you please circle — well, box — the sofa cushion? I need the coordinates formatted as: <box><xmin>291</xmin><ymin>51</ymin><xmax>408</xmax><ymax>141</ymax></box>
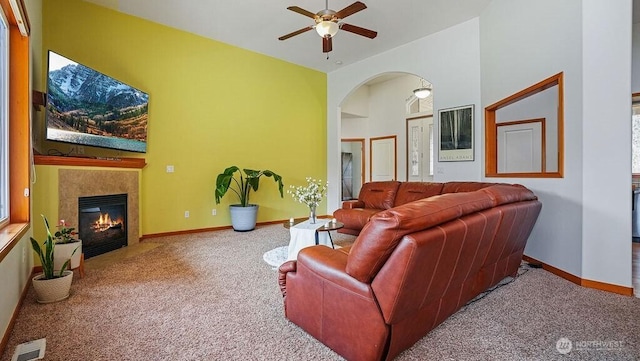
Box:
<box><xmin>359</xmin><ymin>181</ymin><xmax>401</xmax><ymax>210</ymax></box>
<box><xmin>441</xmin><ymin>181</ymin><xmax>499</xmax><ymax>194</ymax></box>
<box><xmin>394</xmin><ymin>182</ymin><xmax>444</xmax><ymax>206</ymax></box>
<box><xmin>333</xmin><ymin>208</ymin><xmax>381</xmax><ymax>233</ymax></box>
<box><xmin>480</xmin><ymin>184</ymin><xmax>538</xmax><ymax>206</ymax></box>
<box><xmin>346</xmin><ymin>190</ymin><xmax>496</xmax><ymax>283</ymax></box>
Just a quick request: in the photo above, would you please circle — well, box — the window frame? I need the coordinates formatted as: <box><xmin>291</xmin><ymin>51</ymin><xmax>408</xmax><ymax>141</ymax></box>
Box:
<box><xmin>0</xmin><ymin>0</ymin><xmax>31</xmax><ymax>263</ymax></box>
<box><xmin>0</xmin><ymin>7</ymin><xmax>8</xmax><ymax>229</ymax></box>
<box><xmin>632</xmin><ymin>94</ymin><xmax>640</xmax><ymax>176</ymax></box>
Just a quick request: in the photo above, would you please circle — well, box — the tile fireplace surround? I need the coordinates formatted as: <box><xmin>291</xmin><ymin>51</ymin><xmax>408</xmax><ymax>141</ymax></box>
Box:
<box><xmin>58</xmin><ymin>169</ymin><xmax>140</xmax><ymax>249</ymax></box>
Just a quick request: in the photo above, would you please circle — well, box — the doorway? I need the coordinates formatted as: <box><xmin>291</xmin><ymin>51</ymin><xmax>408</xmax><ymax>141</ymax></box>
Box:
<box><xmin>406</xmin><ymin>115</ymin><xmax>434</xmax><ymax>182</ymax></box>
<box><xmin>341</xmin><ymin>138</ymin><xmax>364</xmax><ymax>200</ymax></box>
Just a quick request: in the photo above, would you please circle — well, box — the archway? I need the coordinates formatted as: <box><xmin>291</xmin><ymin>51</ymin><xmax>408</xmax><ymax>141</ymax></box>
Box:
<box><xmin>337</xmin><ymin>72</ymin><xmax>434</xmax><ymax>201</ymax></box>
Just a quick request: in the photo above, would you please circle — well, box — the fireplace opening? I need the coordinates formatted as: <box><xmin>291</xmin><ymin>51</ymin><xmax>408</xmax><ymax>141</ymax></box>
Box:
<box><xmin>78</xmin><ymin>193</ymin><xmax>127</xmax><ymax>259</ymax></box>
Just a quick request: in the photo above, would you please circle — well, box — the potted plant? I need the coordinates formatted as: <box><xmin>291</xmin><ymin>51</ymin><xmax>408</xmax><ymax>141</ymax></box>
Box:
<box><xmin>215</xmin><ymin>166</ymin><xmax>284</xmax><ymax>231</ymax></box>
<box><xmin>30</xmin><ymin>215</ymin><xmax>77</xmax><ymax>303</ymax></box>
<box><xmin>287</xmin><ymin>177</ymin><xmax>329</xmax><ymax>224</ymax></box>
<box><xmin>52</xmin><ymin>219</ymin><xmax>82</xmax><ymax>272</ymax></box>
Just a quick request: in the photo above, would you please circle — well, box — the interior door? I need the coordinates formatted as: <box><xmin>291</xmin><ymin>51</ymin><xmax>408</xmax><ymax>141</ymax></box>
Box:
<box><xmin>370</xmin><ymin>135</ymin><xmax>397</xmax><ymax>181</ymax></box>
<box><xmin>497</xmin><ymin>120</ymin><xmax>544</xmax><ymax>173</ymax></box>
<box><xmin>406</xmin><ymin>116</ymin><xmax>434</xmax><ymax>182</ymax></box>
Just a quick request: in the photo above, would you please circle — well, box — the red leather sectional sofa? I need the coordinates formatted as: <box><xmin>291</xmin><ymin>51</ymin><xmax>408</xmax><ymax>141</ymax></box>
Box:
<box><xmin>278</xmin><ymin>182</ymin><xmax>541</xmax><ymax>361</ymax></box>
<box><xmin>334</xmin><ymin>181</ymin><xmax>506</xmax><ymax>235</ymax></box>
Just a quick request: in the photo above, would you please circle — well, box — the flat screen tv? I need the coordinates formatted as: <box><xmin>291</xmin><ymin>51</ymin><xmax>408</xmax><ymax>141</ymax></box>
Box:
<box><xmin>45</xmin><ymin>50</ymin><xmax>149</xmax><ymax>153</ymax></box>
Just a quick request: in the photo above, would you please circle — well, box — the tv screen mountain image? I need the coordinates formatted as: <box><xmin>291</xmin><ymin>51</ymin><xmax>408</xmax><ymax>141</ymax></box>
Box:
<box><xmin>45</xmin><ymin>51</ymin><xmax>149</xmax><ymax>153</ymax></box>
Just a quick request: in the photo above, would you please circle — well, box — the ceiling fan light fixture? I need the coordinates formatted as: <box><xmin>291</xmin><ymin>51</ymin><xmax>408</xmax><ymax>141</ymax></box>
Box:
<box><xmin>413</xmin><ymin>87</ymin><xmax>431</xmax><ymax>99</ymax></box>
<box><xmin>315</xmin><ymin>20</ymin><xmax>339</xmax><ymax>37</ymax></box>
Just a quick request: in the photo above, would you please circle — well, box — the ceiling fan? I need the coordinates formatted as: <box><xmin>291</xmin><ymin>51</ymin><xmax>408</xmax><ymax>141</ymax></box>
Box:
<box><xmin>278</xmin><ymin>0</ymin><xmax>378</xmax><ymax>54</ymax></box>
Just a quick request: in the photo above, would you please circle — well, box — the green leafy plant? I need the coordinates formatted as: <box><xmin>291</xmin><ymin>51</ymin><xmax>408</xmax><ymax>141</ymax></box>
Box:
<box><xmin>215</xmin><ymin>166</ymin><xmax>284</xmax><ymax>207</ymax></box>
<box><xmin>53</xmin><ymin>219</ymin><xmax>78</xmax><ymax>244</ymax></box>
<box><xmin>30</xmin><ymin>215</ymin><xmax>77</xmax><ymax>280</ymax></box>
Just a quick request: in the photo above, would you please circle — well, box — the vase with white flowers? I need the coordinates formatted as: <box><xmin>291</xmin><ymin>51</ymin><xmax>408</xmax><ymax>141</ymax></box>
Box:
<box><xmin>287</xmin><ymin>177</ymin><xmax>329</xmax><ymax>224</ymax></box>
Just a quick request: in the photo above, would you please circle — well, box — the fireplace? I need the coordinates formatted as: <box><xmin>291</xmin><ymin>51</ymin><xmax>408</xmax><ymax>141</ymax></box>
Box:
<box><xmin>78</xmin><ymin>193</ymin><xmax>128</xmax><ymax>259</ymax></box>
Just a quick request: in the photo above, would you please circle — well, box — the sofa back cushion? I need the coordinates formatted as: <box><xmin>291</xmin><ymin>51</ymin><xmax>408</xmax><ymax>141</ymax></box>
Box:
<box><xmin>441</xmin><ymin>181</ymin><xmax>499</xmax><ymax>194</ymax></box>
<box><xmin>346</xmin><ymin>190</ymin><xmax>496</xmax><ymax>283</ymax></box>
<box><xmin>479</xmin><ymin>184</ymin><xmax>537</xmax><ymax>205</ymax></box>
<box><xmin>371</xmin><ymin>209</ymin><xmax>503</xmax><ymax>324</ymax></box>
<box><xmin>394</xmin><ymin>182</ymin><xmax>444</xmax><ymax>206</ymax></box>
<box><xmin>358</xmin><ymin>181</ymin><xmax>401</xmax><ymax>210</ymax></box>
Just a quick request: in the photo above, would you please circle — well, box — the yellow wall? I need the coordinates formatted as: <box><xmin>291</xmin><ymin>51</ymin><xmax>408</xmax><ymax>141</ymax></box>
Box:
<box><xmin>37</xmin><ymin>0</ymin><xmax>327</xmax><ymax>235</ymax></box>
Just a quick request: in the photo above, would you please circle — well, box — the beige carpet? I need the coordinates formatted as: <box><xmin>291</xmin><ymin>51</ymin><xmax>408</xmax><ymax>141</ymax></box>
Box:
<box><xmin>2</xmin><ymin>224</ymin><xmax>639</xmax><ymax>360</ymax></box>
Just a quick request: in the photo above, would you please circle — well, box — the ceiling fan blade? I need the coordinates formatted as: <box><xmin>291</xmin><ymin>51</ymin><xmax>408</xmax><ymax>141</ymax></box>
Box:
<box><xmin>323</xmin><ymin>36</ymin><xmax>333</xmax><ymax>53</ymax></box>
<box><xmin>336</xmin><ymin>1</ymin><xmax>367</xmax><ymax>19</ymax></box>
<box><xmin>287</xmin><ymin>6</ymin><xmax>317</xmax><ymax>19</ymax></box>
<box><xmin>278</xmin><ymin>26</ymin><xmax>314</xmax><ymax>41</ymax></box>
<box><xmin>340</xmin><ymin>23</ymin><xmax>377</xmax><ymax>39</ymax></box>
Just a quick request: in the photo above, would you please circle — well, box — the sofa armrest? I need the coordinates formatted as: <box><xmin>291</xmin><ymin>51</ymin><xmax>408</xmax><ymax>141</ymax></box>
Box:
<box><xmin>296</xmin><ymin>246</ymin><xmax>371</xmax><ymax>297</ymax></box>
<box><xmin>277</xmin><ymin>260</ymin><xmax>297</xmax><ymax>298</ymax></box>
<box><xmin>282</xmin><ymin>245</ymin><xmax>389</xmax><ymax>361</ymax></box>
<box><xmin>342</xmin><ymin>200</ymin><xmax>365</xmax><ymax>209</ymax></box>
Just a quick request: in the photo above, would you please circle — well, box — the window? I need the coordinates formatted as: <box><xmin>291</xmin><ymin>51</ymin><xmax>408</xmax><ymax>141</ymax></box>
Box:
<box><xmin>428</xmin><ymin>123</ymin><xmax>434</xmax><ymax>176</ymax></box>
<box><xmin>485</xmin><ymin>72</ymin><xmax>564</xmax><ymax>178</ymax></box>
<box><xmin>0</xmin><ymin>8</ymin><xmax>7</xmax><ymax>229</ymax></box>
<box><xmin>632</xmin><ymin>101</ymin><xmax>640</xmax><ymax>174</ymax></box>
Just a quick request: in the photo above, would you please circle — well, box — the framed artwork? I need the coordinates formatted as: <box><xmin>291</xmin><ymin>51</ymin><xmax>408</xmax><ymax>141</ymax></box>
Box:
<box><xmin>438</xmin><ymin>104</ymin><xmax>474</xmax><ymax>162</ymax></box>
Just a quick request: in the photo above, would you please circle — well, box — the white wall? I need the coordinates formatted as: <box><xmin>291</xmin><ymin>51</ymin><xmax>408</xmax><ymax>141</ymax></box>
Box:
<box><xmin>367</xmin><ymin>75</ymin><xmax>425</xmax><ymax>182</ymax></box>
<box><xmin>0</xmin><ymin>237</ymin><xmax>33</xmax><ymax>342</ymax></box>
<box><xmin>482</xmin><ymin>0</ymin><xmax>632</xmax><ymax>287</ymax></box>
<box><xmin>341</xmin><ymin>85</ymin><xmax>369</xmax><ymax>118</ymax></box>
<box><xmin>480</xmin><ymin>0</ymin><xmax>585</xmax><ymax>278</ymax></box>
<box><xmin>328</xmin><ymin>18</ymin><xmax>483</xmax><ymax>211</ymax></box>
<box><xmin>581</xmin><ymin>0</ymin><xmax>632</xmax><ymax>286</ymax></box>
<box><xmin>329</xmin><ymin>0</ymin><xmax>633</xmax><ymax>289</ymax></box>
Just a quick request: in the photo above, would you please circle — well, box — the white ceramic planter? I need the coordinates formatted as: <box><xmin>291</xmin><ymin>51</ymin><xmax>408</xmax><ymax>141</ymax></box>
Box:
<box><xmin>32</xmin><ymin>271</ymin><xmax>73</xmax><ymax>303</ymax></box>
<box><xmin>54</xmin><ymin>240</ymin><xmax>82</xmax><ymax>271</ymax></box>
<box><xmin>229</xmin><ymin>204</ymin><xmax>258</xmax><ymax>231</ymax></box>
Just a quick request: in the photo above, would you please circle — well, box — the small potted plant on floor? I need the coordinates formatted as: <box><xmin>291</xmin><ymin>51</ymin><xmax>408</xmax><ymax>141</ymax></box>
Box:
<box><xmin>215</xmin><ymin>166</ymin><xmax>284</xmax><ymax>231</ymax></box>
<box><xmin>52</xmin><ymin>219</ymin><xmax>82</xmax><ymax>272</ymax></box>
<box><xmin>30</xmin><ymin>215</ymin><xmax>77</xmax><ymax>303</ymax></box>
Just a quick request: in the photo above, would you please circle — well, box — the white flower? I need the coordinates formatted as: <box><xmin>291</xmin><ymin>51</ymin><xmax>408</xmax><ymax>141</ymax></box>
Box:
<box><xmin>287</xmin><ymin>177</ymin><xmax>329</xmax><ymax>208</ymax></box>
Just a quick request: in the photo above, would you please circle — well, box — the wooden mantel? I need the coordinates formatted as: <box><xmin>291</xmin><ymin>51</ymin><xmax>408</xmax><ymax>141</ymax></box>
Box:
<box><xmin>34</xmin><ymin>155</ymin><xmax>146</xmax><ymax>169</ymax></box>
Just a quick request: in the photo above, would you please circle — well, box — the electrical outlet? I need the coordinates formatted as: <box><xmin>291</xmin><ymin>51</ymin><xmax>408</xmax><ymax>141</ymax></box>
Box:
<box><xmin>184</xmin><ymin>211</ymin><xmax>190</xmax><ymax>218</ymax></box>
<box><xmin>436</xmin><ymin>167</ymin><xmax>445</xmax><ymax>175</ymax></box>
<box><xmin>166</xmin><ymin>165</ymin><xmax>175</xmax><ymax>173</ymax></box>
<box><xmin>212</xmin><ymin>209</ymin><xmax>217</xmax><ymax>216</ymax></box>
<box><xmin>77</xmin><ymin>146</ymin><xmax>84</xmax><ymax>154</ymax></box>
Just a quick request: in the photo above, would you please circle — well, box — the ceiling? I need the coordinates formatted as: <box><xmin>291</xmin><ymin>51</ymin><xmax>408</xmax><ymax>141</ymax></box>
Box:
<box><xmin>83</xmin><ymin>0</ymin><xmax>492</xmax><ymax>73</ymax></box>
